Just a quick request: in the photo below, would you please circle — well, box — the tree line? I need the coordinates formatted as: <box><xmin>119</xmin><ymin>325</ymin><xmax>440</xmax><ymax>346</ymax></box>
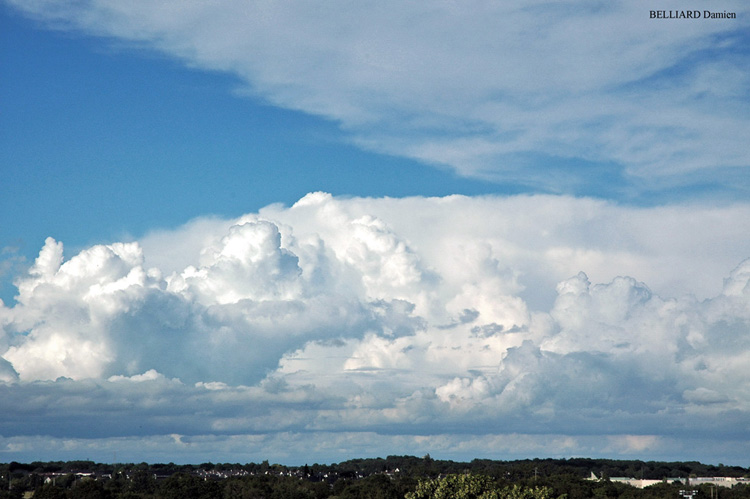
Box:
<box><xmin>0</xmin><ymin>456</ymin><xmax>748</xmax><ymax>499</ymax></box>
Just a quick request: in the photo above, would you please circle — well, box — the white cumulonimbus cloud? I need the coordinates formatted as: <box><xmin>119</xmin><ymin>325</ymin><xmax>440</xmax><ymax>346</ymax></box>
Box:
<box><xmin>1</xmin><ymin>193</ymin><xmax>749</xmax><ymax>463</ymax></box>
<box><xmin>6</xmin><ymin>0</ymin><xmax>750</xmax><ymax>191</ymax></box>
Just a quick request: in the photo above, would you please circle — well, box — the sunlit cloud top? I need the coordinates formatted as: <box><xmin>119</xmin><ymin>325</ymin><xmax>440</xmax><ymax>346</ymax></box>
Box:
<box><xmin>1</xmin><ymin>0</ymin><xmax>749</xmax><ymax>467</ymax></box>
<box><xmin>2</xmin><ymin>194</ymin><xmax>750</xmax><ymax>464</ymax></box>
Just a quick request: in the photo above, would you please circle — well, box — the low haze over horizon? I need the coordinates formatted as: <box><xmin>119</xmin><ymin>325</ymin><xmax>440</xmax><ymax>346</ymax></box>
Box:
<box><xmin>1</xmin><ymin>0</ymin><xmax>749</xmax><ymax>466</ymax></box>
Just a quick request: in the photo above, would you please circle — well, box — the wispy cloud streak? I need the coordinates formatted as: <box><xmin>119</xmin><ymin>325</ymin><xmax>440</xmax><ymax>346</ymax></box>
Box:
<box><xmin>6</xmin><ymin>0</ymin><xmax>750</xmax><ymax>195</ymax></box>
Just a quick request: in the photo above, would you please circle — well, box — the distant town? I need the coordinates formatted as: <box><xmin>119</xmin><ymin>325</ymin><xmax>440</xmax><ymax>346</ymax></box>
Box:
<box><xmin>2</xmin><ymin>456</ymin><xmax>749</xmax><ymax>498</ymax></box>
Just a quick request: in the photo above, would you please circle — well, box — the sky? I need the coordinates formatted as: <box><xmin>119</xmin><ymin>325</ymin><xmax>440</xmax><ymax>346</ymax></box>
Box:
<box><xmin>1</xmin><ymin>0</ymin><xmax>749</xmax><ymax>466</ymax></box>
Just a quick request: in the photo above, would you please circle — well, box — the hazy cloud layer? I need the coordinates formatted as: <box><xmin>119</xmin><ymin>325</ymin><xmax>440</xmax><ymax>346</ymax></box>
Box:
<box><xmin>2</xmin><ymin>193</ymin><xmax>749</xmax><ymax>463</ymax></box>
<box><xmin>6</xmin><ymin>0</ymin><xmax>750</xmax><ymax>194</ymax></box>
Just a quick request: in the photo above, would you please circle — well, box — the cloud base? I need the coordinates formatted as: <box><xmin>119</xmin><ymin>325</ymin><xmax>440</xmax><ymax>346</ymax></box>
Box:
<box><xmin>2</xmin><ymin>193</ymin><xmax>749</xmax><ymax>465</ymax></box>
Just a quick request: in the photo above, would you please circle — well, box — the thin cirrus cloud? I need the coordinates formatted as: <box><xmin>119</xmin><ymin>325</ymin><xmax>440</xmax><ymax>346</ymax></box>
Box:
<box><xmin>1</xmin><ymin>193</ymin><xmax>749</xmax><ymax>464</ymax></box>
<box><xmin>5</xmin><ymin>0</ymin><xmax>750</xmax><ymax>196</ymax></box>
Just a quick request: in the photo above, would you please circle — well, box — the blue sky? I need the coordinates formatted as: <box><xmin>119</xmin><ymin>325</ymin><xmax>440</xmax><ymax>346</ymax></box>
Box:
<box><xmin>1</xmin><ymin>5</ymin><xmax>507</xmax><ymax>300</ymax></box>
<box><xmin>1</xmin><ymin>0</ymin><xmax>750</xmax><ymax>466</ymax></box>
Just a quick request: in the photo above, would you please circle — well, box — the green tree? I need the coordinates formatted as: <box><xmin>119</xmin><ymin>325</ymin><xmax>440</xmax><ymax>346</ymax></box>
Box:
<box><xmin>406</xmin><ymin>474</ymin><xmax>554</xmax><ymax>499</ymax></box>
<box><xmin>32</xmin><ymin>484</ymin><xmax>67</xmax><ymax>499</ymax></box>
<box><xmin>156</xmin><ymin>473</ymin><xmax>221</xmax><ymax>499</ymax></box>
<box><xmin>68</xmin><ymin>479</ymin><xmax>108</xmax><ymax>499</ymax></box>
<box><xmin>127</xmin><ymin>470</ymin><xmax>156</xmax><ymax>495</ymax></box>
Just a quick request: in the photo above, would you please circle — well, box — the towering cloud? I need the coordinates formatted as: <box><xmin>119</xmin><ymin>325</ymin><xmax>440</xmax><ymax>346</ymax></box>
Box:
<box><xmin>1</xmin><ymin>193</ymin><xmax>749</xmax><ymax>463</ymax></box>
